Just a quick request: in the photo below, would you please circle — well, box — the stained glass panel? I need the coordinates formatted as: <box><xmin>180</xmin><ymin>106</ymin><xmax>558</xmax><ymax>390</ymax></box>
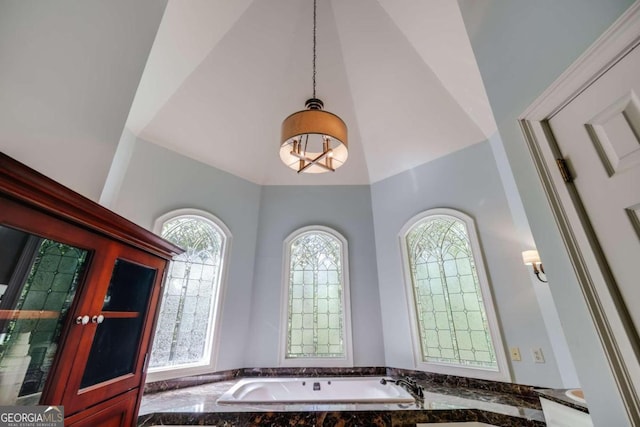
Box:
<box><xmin>406</xmin><ymin>216</ymin><xmax>498</xmax><ymax>370</ymax></box>
<box><xmin>149</xmin><ymin>216</ymin><xmax>224</xmax><ymax>368</ymax></box>
<box><xmin>286</xmin><ymin>232</ymin><xmax>344</xmax><ymax>359</ymax></box>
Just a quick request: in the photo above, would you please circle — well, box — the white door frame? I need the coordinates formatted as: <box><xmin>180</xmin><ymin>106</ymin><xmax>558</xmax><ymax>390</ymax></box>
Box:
<box><xmin>519</xmin><ymin>2</ymin><xmax>640</xmax><ymax>422</ymax></box>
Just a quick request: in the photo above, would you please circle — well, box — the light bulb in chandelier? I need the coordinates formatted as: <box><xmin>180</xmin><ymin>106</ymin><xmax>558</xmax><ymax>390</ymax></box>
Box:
<box><xmin>280</xmin><ymin>98</ymin><xmax>348</xmax><ymax>173</ymax></box>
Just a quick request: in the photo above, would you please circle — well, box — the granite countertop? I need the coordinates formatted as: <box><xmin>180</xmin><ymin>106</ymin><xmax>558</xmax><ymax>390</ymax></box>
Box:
<box><xmin>137</xmin><ymin>378</ymin><xmax>547</xmax><ymax>426</ymax></box>
<box><xmin>535</xmin><ymin>388</ymin><xmax>589</xmax><ymax>413</ymax></box>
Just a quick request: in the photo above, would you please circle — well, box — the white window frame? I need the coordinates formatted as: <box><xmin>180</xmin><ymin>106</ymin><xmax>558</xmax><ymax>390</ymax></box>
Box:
<box><xmin>146</xmin><ymin>208</ymin><xmax>232</xmax><ymax>382</ymax></box>
<box><xmin>399</xmin><ymin>208</ymin><xmax>510</xmax><ymax>382</ymax></box>
<box><xmin>279</xmin><ymin>225</ymin><xmax>353</xmax><ymax>367</ymax></box>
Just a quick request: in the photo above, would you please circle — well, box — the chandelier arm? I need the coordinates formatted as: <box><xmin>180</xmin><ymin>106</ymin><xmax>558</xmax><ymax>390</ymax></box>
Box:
<box><xmin>289</xmin><ymin>150</ymin><xmax>335</xmax><ymax>170</ymax></box>
<box><xmin>299</xmin><ymin>160</ymin><xmax>334</xmax><ymax>173</ymax></box>
<box><xmin>290</xmin><ymin>149</ymin><xmax>335</xmax><ymax>173</ymax></box>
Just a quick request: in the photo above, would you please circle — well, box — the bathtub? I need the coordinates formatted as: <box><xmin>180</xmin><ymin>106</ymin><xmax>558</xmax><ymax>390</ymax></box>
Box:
<box><xmin>216</xmin><ymin>377</ymin><xmax>415</xmax><ymax>404</ymax></box>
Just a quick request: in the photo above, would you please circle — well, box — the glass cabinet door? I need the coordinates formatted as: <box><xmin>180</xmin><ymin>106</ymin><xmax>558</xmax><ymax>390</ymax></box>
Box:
<box><xmin>79</xmin><ymin>259</ymin><xmax>156</xmax><ymax>388</ymax></box>
<box><xmin>58</xmin><ymin>243</ymin><xmax>166</xmax><ymax>416</ymax></box>
<box><xmin>0</xmin><ymin>225</ymin><xmax>88</xmax><ymax>405</ymax></box>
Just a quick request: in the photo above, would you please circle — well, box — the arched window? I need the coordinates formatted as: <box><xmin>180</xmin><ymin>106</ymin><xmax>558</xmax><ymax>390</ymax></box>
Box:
<box><xmin>147</xmin><ymin>209</ymin><xmax>230</xmax><ymax>380</ymax></box>
<box><xmin>400</xmin><ymin>208</ymin><xmax>508</xmax><ymax>381</ymax></box>
<box><xmin>280</xmin><ymin>226</ymin><xmax>352</xmax><ymax>366</ymax></box>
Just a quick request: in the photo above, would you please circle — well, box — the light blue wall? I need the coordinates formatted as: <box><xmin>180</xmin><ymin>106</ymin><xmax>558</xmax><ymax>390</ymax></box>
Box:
<box><xmin>371</xmin><ymin>141</ymin><xmax>563</xmax><ymax>387</ymax></box>
<box><xmin>458</xmin><ymin>0</ymin><xmax>635</xmax><ymax>424</ymax></box>
<box><xmin>111</xmin><ymin>137</ymin><xmax>568</xmax><ymax>384</ymax></box>
<box><xmin>112</xmin><ymin>138</ymin><xmax>261</xmax><ymax>371</ymax></box>
<box><xmin>245</xmin><ymin>185</ymin><xmax>385</xmax><ymax>367</ymax></box>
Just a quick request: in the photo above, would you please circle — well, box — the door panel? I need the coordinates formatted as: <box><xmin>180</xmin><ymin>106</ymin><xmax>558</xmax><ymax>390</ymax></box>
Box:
<box><xmin>0</xmin><ymin>225</ymin><xmax>89</xmax><ymax>406</ymax></box>
<box><xmin>0</xmin><ymin>196</ymin><xmax>109</xmax><ymax>406</ymax></box>
<box><xmin>62</xmin><ymin>245</ymin><xmax>165</xmax><ymax>415</ymax></box>
<box><xmin>80</xmin><ymin>259</ymin><xmax>156</xmax><ymax>388</ymax></box>
<box><xmin>65</xmin><ymin>388</ymin><xmax>138</xmax><ymax>427</ymax></box>
<box><xmin>548</xmin><ymin>43</ymin><xmax>640</xmax><ymax>335</ymax></box>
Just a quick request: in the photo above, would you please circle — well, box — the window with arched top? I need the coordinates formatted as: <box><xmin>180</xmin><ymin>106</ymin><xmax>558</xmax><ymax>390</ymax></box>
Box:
<box><xmin>147</xmin><ymin>209</ymin><xmax>230</xmax><ymax>381</ymax></box>
<box><xmin>280</xmin><ymin>226</ymin><xmax>353</xmax><ymax>367</ymax></box>
<box><xmin>400</xmin><ymin>208</ymin><xmax>509</xmax><ymax>381</ymax></box>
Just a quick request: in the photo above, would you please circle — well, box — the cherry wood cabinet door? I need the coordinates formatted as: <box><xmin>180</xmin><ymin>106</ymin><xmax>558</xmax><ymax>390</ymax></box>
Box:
<box><xmin>60</xmin><ymin>243</ymin><xmax>166</xmax><ymax>415</ymax></box>
<box><xmin>0</xmin><ymin>195</ymin><xmax>110</xmax><ymax>406</ymax></box>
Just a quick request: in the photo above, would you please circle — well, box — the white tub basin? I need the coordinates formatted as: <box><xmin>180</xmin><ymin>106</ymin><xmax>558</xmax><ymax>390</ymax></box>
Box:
<box><xmin>217</xmin><ymin>377</ymin><xmax>415</xmax><ymax>404</ymax></box>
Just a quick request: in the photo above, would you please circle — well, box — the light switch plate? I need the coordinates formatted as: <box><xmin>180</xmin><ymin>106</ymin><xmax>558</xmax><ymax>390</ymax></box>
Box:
<box><xmin>510</xmin><ymin>347</ymin><xmax>521</xmax><ymax>361</ymax></box>
<box><xmin>532</xmin><ymin>348</ymin><xmax>545</xmax><ymax>363</ymax></box>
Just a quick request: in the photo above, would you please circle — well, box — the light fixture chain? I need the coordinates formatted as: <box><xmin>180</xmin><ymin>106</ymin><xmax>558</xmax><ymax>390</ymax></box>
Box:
<box><xmin>312</xmin><ymin>0</ymin><xmax>317</xmax><ymax>99</ymax></box>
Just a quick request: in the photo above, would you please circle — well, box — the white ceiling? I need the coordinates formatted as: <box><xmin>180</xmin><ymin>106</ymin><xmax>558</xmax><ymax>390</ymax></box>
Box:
<box><xmin>0</xmin><ymin>0</ymin><xmax>168</xmax><ymax>199</ymax></box>
<box><xmin>126</xmin><ymin>0</ymin><xmax>496</xmax><ymax>186</ymax></box>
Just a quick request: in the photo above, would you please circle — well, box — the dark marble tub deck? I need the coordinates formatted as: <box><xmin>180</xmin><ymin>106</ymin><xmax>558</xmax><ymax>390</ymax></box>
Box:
<box><xmin>137</xmin><ymin>369</ymin><xmax>547</xmax><ymax>427</ymax></box>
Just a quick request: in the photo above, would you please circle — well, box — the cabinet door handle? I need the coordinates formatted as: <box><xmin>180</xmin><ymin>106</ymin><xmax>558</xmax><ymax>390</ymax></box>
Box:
<box><xmin>76</xmin><ymin>315</ymin><xmax>90</xmax><ymax>325</ymax></box>
<box><xmin>92</xmin><ymin>314</ymin><xmax>105</xmax><ymax>324</ymax></box>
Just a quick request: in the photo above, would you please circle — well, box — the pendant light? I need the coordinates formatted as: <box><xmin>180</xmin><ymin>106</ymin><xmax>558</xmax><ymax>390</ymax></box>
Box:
<box><xmin>279</xmin><ymin>0</ymin><xmax>348</xmax><ymax>173</ymax></box>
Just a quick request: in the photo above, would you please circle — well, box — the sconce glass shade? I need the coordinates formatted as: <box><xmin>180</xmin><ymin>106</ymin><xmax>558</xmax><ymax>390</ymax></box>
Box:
<box><xmin>280</xmin><ymin>99</ymin><xmax>348</xmax><ymax>174</ymax></box>
<box><xmin>522</xmin><ymin>249</ymin><xmax>547</xmax><ymax>282</ymax></box>
<box><xmin>522</xmin><ymin>250</ymin><xmax>541</xmax><ymax>265</ymax></box>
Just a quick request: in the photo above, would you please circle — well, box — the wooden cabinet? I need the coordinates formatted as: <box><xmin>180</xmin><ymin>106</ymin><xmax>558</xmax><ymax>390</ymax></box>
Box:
<box><xmin>0</xmin><ymin>153</ymin><xmax>182</xmax><ymax>426</ymax></box>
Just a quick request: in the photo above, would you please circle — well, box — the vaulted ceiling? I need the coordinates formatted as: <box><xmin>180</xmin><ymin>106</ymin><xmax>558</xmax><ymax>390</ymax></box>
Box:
<box><xmin>126</xmin><ymin>0</ymin><xmax>497</xmax><ymax>185</ymax></box>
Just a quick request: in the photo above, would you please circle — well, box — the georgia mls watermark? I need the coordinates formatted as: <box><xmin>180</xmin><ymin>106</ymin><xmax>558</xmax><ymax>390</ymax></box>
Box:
<box><xmin>0</xmin><ymin>406</ymin><xmax>63</xmax><ymax>427</ymax></box>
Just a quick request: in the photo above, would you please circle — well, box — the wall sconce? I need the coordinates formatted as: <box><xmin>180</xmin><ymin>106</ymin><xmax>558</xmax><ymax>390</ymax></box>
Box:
<box><xmin>522</xmin><ymin>250</ymin><xmax>547</xmax><ymax>283</ymax></box>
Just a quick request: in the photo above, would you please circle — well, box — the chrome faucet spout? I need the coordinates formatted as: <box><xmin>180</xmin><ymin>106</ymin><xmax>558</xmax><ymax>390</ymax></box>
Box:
<box><xmin>380</xmin><ymin>376</ymin><xmax>424</xmax><ymax>399</ymax></box>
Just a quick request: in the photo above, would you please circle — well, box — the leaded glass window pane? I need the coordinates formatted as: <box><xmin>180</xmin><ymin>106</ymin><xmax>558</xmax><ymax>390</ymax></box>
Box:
<box><xmin>286</xmin><ymin>231</ymin><xmax>344</xmax><ymax>359</ymax></box>
<box><xmin>0</xmin><ymin>230</ymin><xmax>87</xmax><ymax>405</ymax></box>
<box><xmin>406</xmin><ymin>215</ymin><xmax>498</xmax><ymax>370</ymax></box>
<box><xmin>149</xmin><ymin>216</ymin><xmax>224</xmax><ymax>368</ymax></box>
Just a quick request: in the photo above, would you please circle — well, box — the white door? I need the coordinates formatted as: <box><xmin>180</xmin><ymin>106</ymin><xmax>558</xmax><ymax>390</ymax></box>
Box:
<box><xmin>520</xmin><ymin>6</ymin><xmax>640</xmax><ymax>422</ymax></box>
<box><xmin>548</xmin><ymin>43</ymin><xmax>640</xmax><ymax>337</ymax></box>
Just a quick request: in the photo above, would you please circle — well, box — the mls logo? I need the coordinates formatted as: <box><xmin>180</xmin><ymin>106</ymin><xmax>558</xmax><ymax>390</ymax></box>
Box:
<box><xmin>0</xmin><ymin>406</ymin><xmax>64</xmax><ymax>427</ymax></box>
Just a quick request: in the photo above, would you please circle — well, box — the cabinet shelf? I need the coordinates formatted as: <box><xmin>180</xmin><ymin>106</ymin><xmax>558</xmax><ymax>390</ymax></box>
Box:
<box><xmin>100</xmin><ymin>312</ymin><xmax>141</xmax><ymax>319</ymax></box>
<box><xmin>0</xmin><ymin>309</ymin><xmax>60</xmax><ymax>320</ymax></box>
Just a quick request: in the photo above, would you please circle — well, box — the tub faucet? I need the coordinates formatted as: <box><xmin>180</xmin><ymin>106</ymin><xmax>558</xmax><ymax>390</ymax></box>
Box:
<box><xmin>380</xmin><ymin>377</ymin><xmax>424</xmax><ymax>399</ymax></box>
